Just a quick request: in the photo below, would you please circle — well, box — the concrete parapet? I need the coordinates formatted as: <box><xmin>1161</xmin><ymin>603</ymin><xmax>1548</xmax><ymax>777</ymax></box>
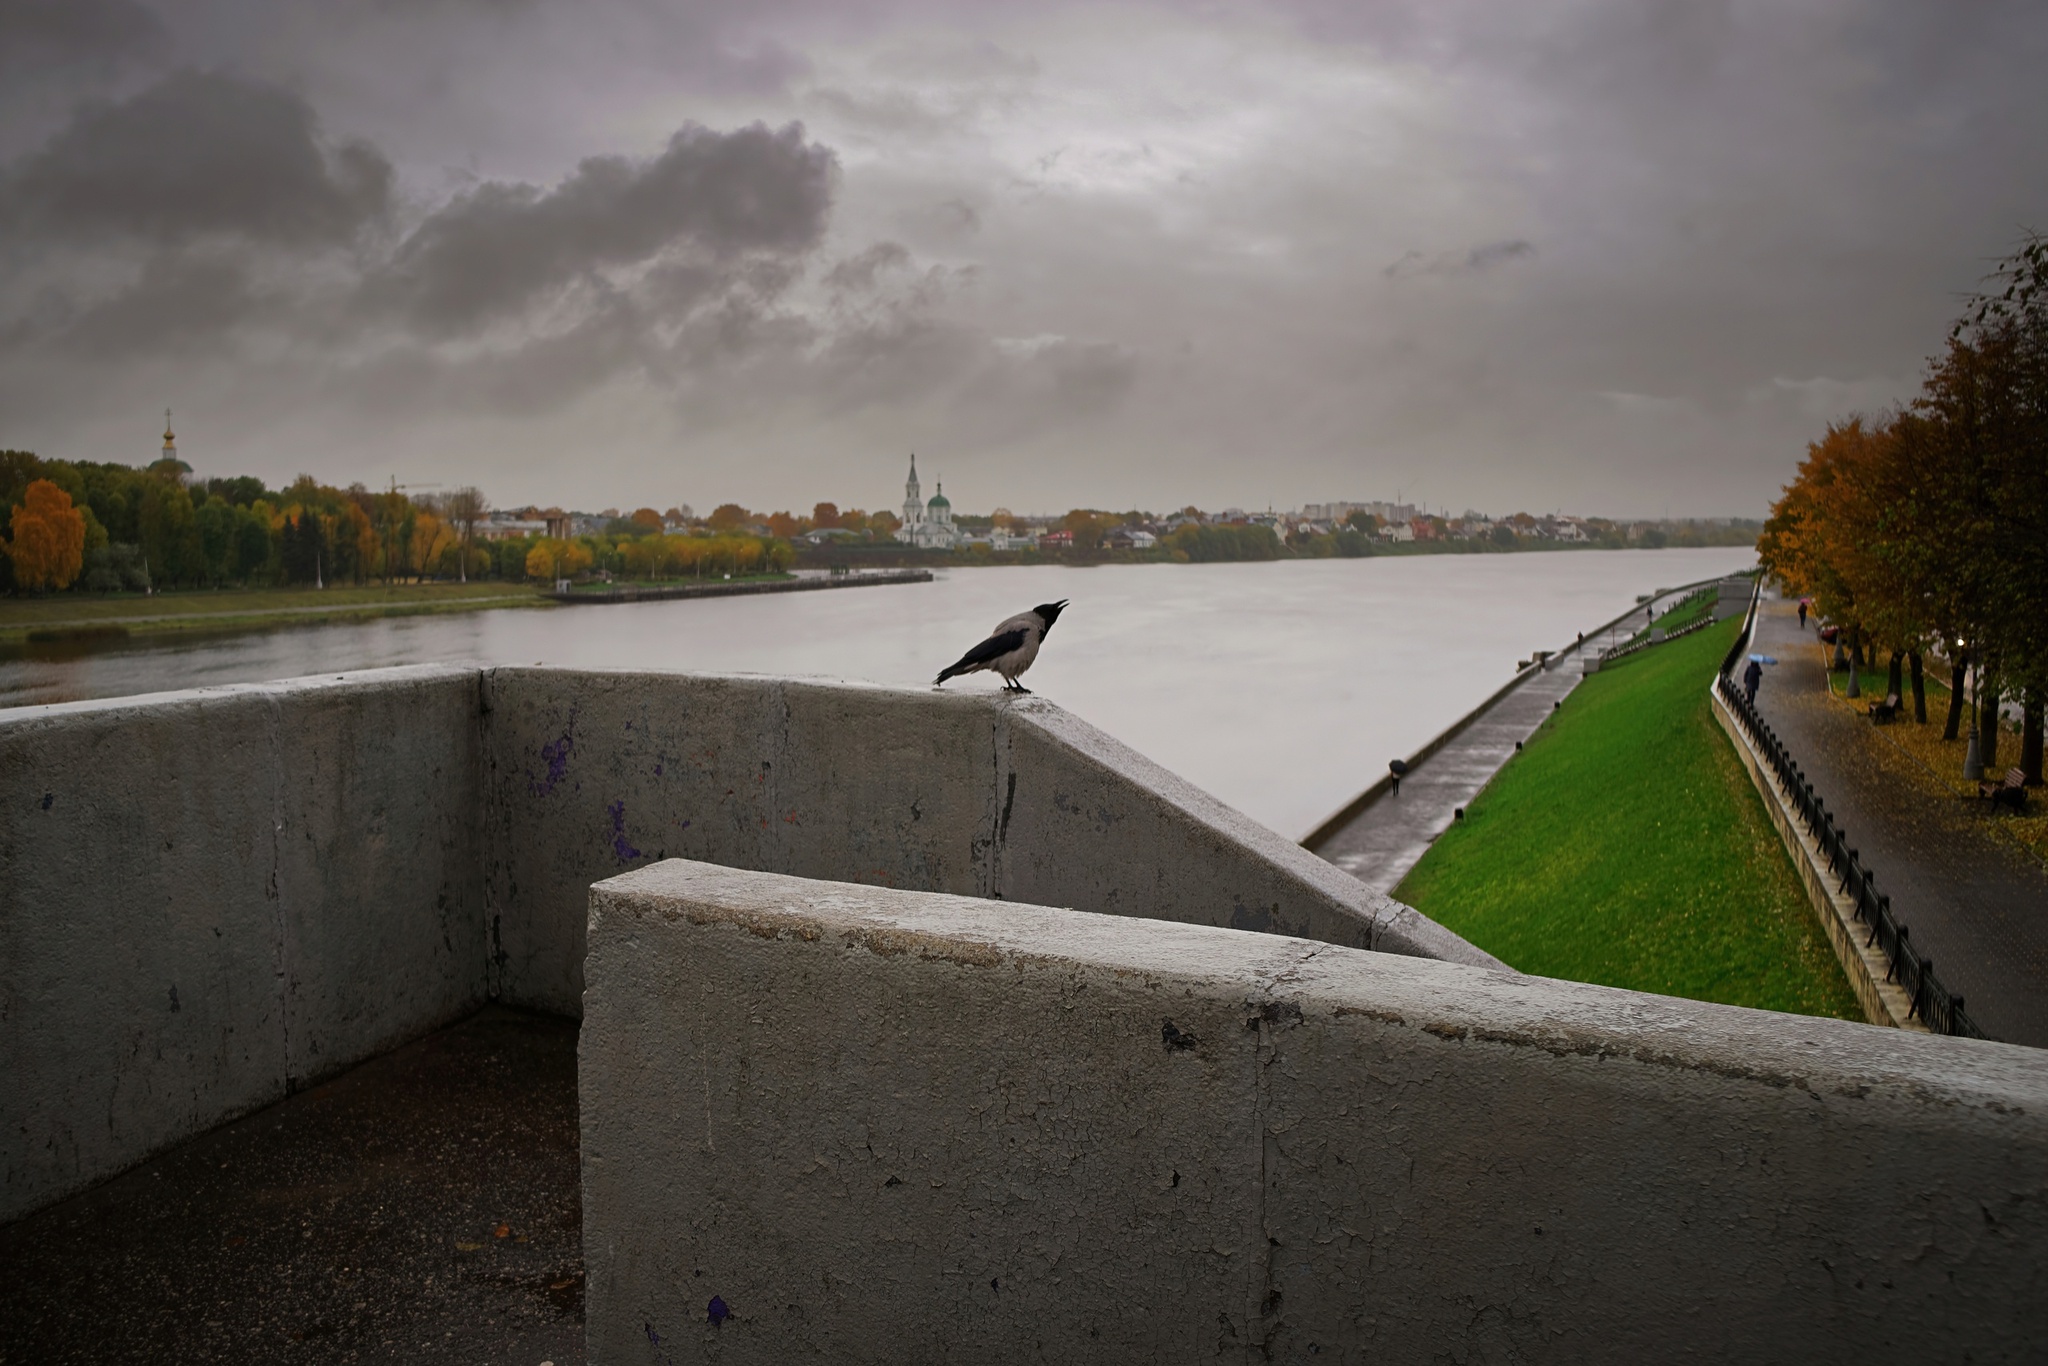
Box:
<box><xmin>0</xmin><ymin>667</ymin><xmax>489</xmax><ymax>1223</ymax></box>
<box><xmin>4</xmin><ymin>665</ymin><xmax>1489</xmax><ymax>1224</ymax></box>
<box><xmin>481</xmin><ymin>670</ymin><xmax>1498</xmax><ymax>1015</ymax></box>
<box><xmin>584</xmin><ymin>859</ymin><xmax>2048</xmax><ymax>1364</ymax></box>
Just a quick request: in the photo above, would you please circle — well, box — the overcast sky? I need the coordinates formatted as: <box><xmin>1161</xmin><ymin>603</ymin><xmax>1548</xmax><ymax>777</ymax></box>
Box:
<box><xmin>3</xmin><ymin>0</ymin><xmax>2044</xmax><ymax>517</ymax></box>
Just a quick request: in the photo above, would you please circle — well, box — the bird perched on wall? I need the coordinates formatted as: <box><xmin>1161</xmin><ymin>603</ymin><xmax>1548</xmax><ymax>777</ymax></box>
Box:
<box><xmin>934</xmin><ymin>600</ymin><xmax>1069</xmax><ymax>694</ymax></box>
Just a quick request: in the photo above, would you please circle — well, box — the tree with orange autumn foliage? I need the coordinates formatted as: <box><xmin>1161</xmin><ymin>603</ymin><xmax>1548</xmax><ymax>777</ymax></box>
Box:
<box><xmin>6</xmin><ymin>479</ymin><xmax>87</xmax><ymax>591</ymax></box>
<box><xmin>1761</xmin><ymin>233</ymin><xmax>2047</xmax><ymax>780</ymax></box>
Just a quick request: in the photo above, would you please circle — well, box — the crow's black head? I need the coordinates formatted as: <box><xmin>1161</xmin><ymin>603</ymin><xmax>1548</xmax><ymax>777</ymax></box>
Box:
<box><xmin>1034</xmin><ymin>599</ymin><xmax>1070</xmax><ymax>634</ymax></box>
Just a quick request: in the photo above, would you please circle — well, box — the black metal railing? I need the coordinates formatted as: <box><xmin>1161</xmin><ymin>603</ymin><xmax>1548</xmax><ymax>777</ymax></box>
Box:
<box><xmin>1715</xmin><ymin>590</ymin><xmax>1987</xmax><ymax>1039</ymax></box>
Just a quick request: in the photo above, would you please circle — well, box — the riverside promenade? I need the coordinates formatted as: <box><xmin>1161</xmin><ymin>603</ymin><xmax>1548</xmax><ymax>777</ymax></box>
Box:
<box><xmin>1306</xmin><ymin>582</ymin><xmax>1715</xmax><ymax>894</ymax></box>
<box><xmin>1750</xmin><ymin>593</ymin><xmax>2048</xmax><ymax>1047</ymax></box>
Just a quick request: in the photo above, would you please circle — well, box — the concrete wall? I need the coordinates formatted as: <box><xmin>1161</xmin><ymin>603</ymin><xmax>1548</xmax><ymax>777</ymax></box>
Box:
<box><xmin>0</xmin><ymin>667</ymin><xmax>489</xmax><ymax>1222</ymax></box>
<box><xmin>481</xmin><ymin>669</ymin><xmax>1494</xmax><ymax>1015</ymax></box>
<box><xmin>583</xmin><ymin>860</ymin><xmax>2048</xmax><ymax>1365</ymax></box>
<box><xmin>4</xmin><ymin>665</ymin><xmax>1489</xmax><ymax>1223</ymax></box>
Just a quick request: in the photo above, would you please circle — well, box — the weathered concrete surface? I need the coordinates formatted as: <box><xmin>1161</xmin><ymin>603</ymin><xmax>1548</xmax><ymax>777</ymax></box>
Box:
<box><xmin>0</xmin><ymin>667</ymin><xmax>489</xmax><ymax>1223</ymax></box>
<box><xmin>584</xmin><ymin>860</ymin><xmax>2048</xmax><ymax>1364</ymax></box>
<box><xmin>5</xmin><ymin>665</ymin><xmax>1488</xmax><ymax>1224</ymax></box>
<box><xmin>482</xmin><ymin>669</ymin><xmax>1498</xmax><ymax>1015</ymax></box>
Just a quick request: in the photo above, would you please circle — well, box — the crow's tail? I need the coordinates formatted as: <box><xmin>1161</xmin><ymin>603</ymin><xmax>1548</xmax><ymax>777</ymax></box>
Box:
<box><xmin>934</xmin><ymin>664</ymin><xmax>962</xmax><ymax>686</ymax></box>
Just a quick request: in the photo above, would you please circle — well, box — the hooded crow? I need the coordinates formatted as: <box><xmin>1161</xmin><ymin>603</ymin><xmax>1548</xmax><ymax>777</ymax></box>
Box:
<box><xmin>934</xmin><ymin>600</ymin><xmax>1069</xmax><ymax>693</ymax></box>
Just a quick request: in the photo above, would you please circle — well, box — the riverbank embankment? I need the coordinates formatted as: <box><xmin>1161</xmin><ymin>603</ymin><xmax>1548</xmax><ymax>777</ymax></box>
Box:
<box><xmin>0</xmin><ymin>581</ymin><xmax>552</xmax><ymax>646</ymax></box>
<box><xmin>1386</xmin><ymin>606</ymin><xmax>1861</xmax><ymax>1020</ymax></box>
<box><xmin>550</xmin><ymin>569</ymin><xmax>932</xmax><ymax>605</ymax></box>
<box><xmin>1303</xmin><ymin>575</ymin><xmax>1735</xmax><ymax>892</ymax></box>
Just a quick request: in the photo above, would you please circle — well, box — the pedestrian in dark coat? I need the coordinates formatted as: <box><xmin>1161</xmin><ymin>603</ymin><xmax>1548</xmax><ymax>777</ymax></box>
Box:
<box><xmin>1743</xmin><ymin>657</ymin><xmax>1763</xmax><ymax>704</ymax></box>
<box><xmin>1798</xmin><ymin>600</ymin><xmax>1808</xmax><ymax>629</ymax></box>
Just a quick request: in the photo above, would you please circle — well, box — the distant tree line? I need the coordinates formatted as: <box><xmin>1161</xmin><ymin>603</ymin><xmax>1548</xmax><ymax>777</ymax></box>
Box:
<box><xmin>0</xmin><ymin>456</ymin><xmax>795</xmax><ymax>595</ymax></box>
<box><xmin>1760</xmin><ymin>233</ymin><xmax>2047</xmax><ymax>782</ymax></box>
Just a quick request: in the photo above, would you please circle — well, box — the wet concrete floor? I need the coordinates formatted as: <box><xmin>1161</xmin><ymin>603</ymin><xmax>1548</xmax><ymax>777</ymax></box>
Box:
<box><xmin>0</xmin><ymin>1007</ymin><xmax>583</xmax><ymax>1365</ymax></box>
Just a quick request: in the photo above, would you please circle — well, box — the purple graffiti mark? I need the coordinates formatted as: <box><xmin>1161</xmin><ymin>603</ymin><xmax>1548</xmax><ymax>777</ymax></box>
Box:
<box><xmin>707</xmin><ymin>1295</ymin><xmax>730</xmax><ymax>1326</ymax></box>
<box><xmin>527</xmin><ymin>707</ymin><xmax>579</xmax><ymax>796</ymax></box>
<box><xmin>607</xmin><ymin>800</ymin><xmax>643</xmax><ymax>863</ymax></box>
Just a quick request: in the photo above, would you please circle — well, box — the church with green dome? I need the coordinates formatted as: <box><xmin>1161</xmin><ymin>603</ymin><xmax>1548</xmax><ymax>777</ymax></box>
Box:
<box><xmin>895</xmin><ymin>454</ymin><xmax>960</xmax><ymax>549</ymax></box>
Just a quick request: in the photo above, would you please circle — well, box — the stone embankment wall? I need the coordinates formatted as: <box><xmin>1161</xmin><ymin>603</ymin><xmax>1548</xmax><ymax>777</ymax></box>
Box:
<box><xmin>584</xmin><ymin>860</ymin><xmax>2048</xmax><ymax>1364</ymax></box>
<box><xmin>1</xmin><ymin>665</ymin><xmax>1486</xmax><ymax>1223</ymax></box>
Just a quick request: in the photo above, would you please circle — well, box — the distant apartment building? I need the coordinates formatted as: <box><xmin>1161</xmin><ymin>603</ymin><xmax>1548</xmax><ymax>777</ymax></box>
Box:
<box><xmin>479</xmin><ymin>509</ymin><xmax>572</xmax><ymax>540</ymax></box>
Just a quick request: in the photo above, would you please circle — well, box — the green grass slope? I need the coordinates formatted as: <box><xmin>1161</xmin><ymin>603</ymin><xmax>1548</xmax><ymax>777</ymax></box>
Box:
<box><xmin>1395</xmin><ymin>617</ymin><xmax>1861</xmax><ymax>1019</ymax></box>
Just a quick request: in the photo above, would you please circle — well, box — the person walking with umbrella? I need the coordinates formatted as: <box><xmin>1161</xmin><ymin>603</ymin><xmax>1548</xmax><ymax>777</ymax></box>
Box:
<box><xmin>1743</xmin><ymin>656</ymin><xmax>1764</xmax><ymax>705</ymax></box>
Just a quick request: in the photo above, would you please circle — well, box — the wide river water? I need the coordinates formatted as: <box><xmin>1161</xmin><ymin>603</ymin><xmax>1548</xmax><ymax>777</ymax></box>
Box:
<box><xmin>3</xmin><ymin>548</ymin><xmax>1752</xmax><ymax>839</ymax></box>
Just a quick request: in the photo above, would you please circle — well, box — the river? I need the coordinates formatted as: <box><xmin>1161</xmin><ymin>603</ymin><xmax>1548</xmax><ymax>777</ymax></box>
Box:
<box><xmin>1</xmin><ymin>548</ymin><xmax>1754</xmax><ymax>839</ymax></box>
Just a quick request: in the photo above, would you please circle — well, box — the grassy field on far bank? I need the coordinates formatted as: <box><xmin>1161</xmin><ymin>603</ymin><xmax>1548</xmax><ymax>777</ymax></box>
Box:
<box><xmin>0</xmin><ymin>581</ymin><xmax>550</xmax><ymax>644</ymax></box>
<box><xmin>1395</xmin><ymin>615</ymin><xmax>1861</xmax><ymax>1020</ymax></box>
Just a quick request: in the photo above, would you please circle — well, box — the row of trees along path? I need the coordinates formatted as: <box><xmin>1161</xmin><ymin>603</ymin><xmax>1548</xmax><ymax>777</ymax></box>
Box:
<box><xmin>1760</xmin><ymin>233</ymin><xmax>2048</xmax><ymax>786</ymax></box>
<box><xmin>1757</xmin><ymin>233</ymin><xmax>2048</xmax><ymax>1046</ymax></box>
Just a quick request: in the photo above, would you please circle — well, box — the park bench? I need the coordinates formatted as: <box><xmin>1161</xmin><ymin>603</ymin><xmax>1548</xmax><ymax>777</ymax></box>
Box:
<box><xmin>1980</xmin><ymin>767</ymin><xmax>2029</xmax><ymax>813</ymax></box>
<box><xmin>1866</xmin><ymin>692</ymin><xmax>1901</xmax><ymax>724</ymax></box>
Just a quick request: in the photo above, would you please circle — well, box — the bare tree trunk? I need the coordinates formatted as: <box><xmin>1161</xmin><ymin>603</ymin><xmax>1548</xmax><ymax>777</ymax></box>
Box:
<box><xmin>1909</xmin><ymin>652</ymin><xmax>1927</xmax><ymax>723</ymax></box>
<box><xmin>2023</xmin><ymin>687</ymin><xmax>2044</xmax><ymax>786</ymax></box>
<box><xmin>1982</xmin><ymin>677</ymin><xmax>2002</xmax><ymax>769</ymax></box>
<box><xmin>1944</xmin><ymin>657</ymin><xmax>1967</xmax><ymax>740</ymax></box>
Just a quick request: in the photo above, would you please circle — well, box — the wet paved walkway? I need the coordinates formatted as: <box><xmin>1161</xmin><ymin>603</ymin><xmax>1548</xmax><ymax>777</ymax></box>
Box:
<box><xmin>1750</xmin><ymin>594</ymin><xmax>2048</xmax><ymax>1047</ymax></box>
<box><xmin>0</xmin><ymin>1007</ymin><xmax>585</xmax><ymax>1364</ymax></box>
<box><xmin>1311</xmin><ymin>584</ymin><xmax>1713</xmax><ymax>895</ymax></box>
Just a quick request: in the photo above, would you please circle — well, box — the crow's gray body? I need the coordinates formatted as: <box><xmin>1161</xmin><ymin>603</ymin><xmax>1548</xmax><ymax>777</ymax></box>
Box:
<box><xmin>934</xmin><ymin>600</ymin><xmax>1069</xmax><ymax>693</ymax></box>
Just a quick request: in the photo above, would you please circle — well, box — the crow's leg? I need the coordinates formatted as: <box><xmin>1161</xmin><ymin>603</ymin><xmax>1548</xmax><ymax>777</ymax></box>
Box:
<box><xmin>1012</xmin><ymin>683</ymin><xmax>1032</xmax><ymax>695</ymax></box>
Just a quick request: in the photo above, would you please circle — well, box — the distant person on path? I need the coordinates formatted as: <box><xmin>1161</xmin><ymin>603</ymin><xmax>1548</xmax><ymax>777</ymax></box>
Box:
<box><xmin>1743</xmin><ymin>657</ymin><xmax>1763</xmax><ymax>704</ymax></box>
<box><xmin>1798</xmin><ymin>600</ymin><xmax>1808</xmax><ymax>630</ymax></box>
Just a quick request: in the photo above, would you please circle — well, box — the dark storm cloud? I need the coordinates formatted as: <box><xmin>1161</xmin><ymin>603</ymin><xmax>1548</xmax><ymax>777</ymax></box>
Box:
<box><xmin>365</xmin><ymin>121</ymin><xmax>837</xmax><ymax>334</ymax></box>
<box><xmin>3</xmin><ymin>0</ymin><xmax>2045</xmax><ymax>515</ymax></box>
<box><xmin>1384</xmin><ymin>240</ymin><xmax>1535</xmax><ymax>280</ymax></box>
<box><xmin>43</xmin><ymin>254</ymin><xmax>265</xmax><ymax>358</ymax></box>
<box><xmin>1</xmin><ymin>71</ymin><xmax>391</xmax><ymax>247</ymax></box>
<box><xmin>0</xmin><ymin>0</ymin><xmax>168</xmax><ymax>75</ymax></box>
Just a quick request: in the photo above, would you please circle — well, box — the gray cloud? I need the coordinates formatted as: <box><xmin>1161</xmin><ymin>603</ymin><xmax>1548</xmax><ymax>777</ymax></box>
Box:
<box><xmin>2</xmin><ymin>0</ymin><xmax>2046</xmax><ymax>519</ymax></box>
<box><xmin>0</xmin><ymin>0</ymin><xmax>168</xmax><ymax>76</ymax></box>
<box><xmin>823</xmin><ymin>241</ymin><xmax>911</xmax><ymax>293</ymax></box>
<box><xmin>46</xmin><ymin>253</ymin><xmax>266</xmax><ymax>358</ymax></box>
<box><xmin>1384</xmin><ymin>239</ymin><xmax>1536</xmax><ymax>280</ymax></box>
<box><xmin>1</xmin><ymin>70</ymin><xmax>391</xmax><ymax>248</ymax></box>
<box><xmin>366</xmin><ymin>121</ymin><xmax>836</xmax><ymax>335</ymax></box>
